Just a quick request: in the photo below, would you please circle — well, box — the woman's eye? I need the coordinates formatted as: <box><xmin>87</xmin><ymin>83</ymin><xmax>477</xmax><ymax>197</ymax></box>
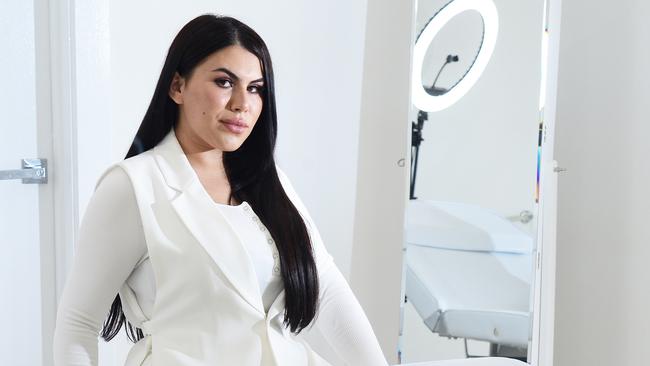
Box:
<box><xmin>248</xmin><ymin>84</ymin><xmax>264</xmax><ymax>94</ymax></box>
<box><xmin>215</xmin><ymin>78</ymin><xmax>233</xmax><ymax>88</ymax></box>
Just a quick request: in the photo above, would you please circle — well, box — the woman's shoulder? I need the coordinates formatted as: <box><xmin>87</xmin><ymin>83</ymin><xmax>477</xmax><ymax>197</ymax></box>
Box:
<box><xmin>94</xmin><ymin>151</ymin><xmax>157</xmax><ymax>191</ymax></box>
<box><xmin>94</xmin><ymin>163</ymin><xmax>134</xmax><ymax>199</ymax></box>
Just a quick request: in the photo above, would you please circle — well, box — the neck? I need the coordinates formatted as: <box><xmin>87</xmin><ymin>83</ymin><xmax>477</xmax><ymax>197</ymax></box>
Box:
<box><xmin>174</xmin><ymin>122</ymin><xmax>227</xmax><ymax>179</ymax></box>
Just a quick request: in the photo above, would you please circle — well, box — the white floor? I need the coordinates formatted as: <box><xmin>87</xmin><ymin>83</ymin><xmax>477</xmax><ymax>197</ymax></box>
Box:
<box><xmin>399</xmin><ymin>301</ymin><xmax>491</xmax><ymax>364</ymax></box>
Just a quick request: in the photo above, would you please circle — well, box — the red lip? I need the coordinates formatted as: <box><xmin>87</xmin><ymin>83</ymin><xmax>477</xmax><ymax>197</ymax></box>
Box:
<box><xmin>221</xmin><ymin>118</ymin><xmax>248</xmax><ymax>127</ymax></box>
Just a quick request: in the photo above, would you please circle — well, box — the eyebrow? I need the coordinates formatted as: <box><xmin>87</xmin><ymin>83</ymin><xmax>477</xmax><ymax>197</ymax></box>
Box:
<box><xmin>211</xmin><ymin>67</ymin><xmax>264</xmax><ymax>83</ymax></box>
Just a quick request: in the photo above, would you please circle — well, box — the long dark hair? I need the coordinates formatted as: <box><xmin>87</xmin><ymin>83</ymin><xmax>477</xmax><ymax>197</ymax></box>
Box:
<box><xmin>101</xmin><ymin>14</ymin><xmax>319</xmax><ymax>343</ymax></box>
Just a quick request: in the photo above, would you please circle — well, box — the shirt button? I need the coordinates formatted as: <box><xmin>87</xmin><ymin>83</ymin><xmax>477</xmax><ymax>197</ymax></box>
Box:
<box><xmin>267</xmin><ymin>238</ymin><xmax>274</xmax><ymax>245</ymax></box>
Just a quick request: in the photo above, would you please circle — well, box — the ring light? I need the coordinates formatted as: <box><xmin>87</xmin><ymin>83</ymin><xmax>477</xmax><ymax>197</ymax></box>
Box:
<box><xmin>412</xmin><ymin>0</ymin><xmax>499</xmax><ymax>112</ymax></box>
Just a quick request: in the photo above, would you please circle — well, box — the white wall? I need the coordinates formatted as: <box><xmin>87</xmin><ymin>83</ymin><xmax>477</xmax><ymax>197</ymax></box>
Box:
<box><xmin>350</xmin><ymin>0</ymin><xmax>415</xmax><ymax>364</ymax></box>
<box><xmin>553</xmin><ymin>1</ymin><xmax>650</xmax><ymax>365</ymax></box>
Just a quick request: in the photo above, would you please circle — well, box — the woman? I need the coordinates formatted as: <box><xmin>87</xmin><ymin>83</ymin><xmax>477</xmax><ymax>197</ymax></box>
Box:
<box><xmin>53</xmin><ymin>14</ymin><xmax>389</xmax><ymax>366</ymax></box>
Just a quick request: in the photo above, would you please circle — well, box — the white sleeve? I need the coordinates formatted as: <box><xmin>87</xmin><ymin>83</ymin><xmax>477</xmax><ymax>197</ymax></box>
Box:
<box><xmin>276</xmin><ymin>166</ymin><xmax>388</xmax><ymax>366</ymax></box>
<box><xmin>313</xmin><ymin>264</ymin><xmax>389</xmax><ymax>366</ymax></box>
<box><xmin>53</xmin><ymin>166</ymin><xmax>147</xmax><ymax>366</ymax></box>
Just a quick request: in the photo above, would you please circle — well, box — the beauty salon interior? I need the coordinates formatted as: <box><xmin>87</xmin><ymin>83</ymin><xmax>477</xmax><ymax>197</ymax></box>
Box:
<box><xmin>2</xmin><ymin>0</ymin><xmax>649</xmax><ymax>365</ymax></box>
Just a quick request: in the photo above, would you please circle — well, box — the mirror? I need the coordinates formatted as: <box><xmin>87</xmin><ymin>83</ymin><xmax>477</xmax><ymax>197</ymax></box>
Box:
<box><xmin>399</xmin><ymin>0</ymin><xmax>545</xmax><ymax>363</ymax></box>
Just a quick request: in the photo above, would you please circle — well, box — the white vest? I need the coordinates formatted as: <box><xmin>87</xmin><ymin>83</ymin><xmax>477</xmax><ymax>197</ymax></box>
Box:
<box><xmin>106</xmin><ymin>129</ymin><xmax>333</xmax><ymax>365</ymax></box>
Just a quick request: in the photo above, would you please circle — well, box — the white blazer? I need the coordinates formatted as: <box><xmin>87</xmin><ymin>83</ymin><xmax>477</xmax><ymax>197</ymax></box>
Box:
<box><xmin>108</xmin><ymin>129</ymin><xmax>334</xmax><ymax>365</ymax></box>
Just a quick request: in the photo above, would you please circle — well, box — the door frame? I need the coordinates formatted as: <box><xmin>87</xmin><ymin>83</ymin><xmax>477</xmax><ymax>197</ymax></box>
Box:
<box><xmin>35</xmin><ymin>0</ymin><xmax>77</xmax><ymax>364</ymax></box>
<box><xmin>48</xmin><ymin>0</ymin><xmax>113</xmax><ymax>303</ymax></box>
<box><xmin>45</xmin><ymin>0</ymin><xmax>113</xmax><ymax>365</ymax></box>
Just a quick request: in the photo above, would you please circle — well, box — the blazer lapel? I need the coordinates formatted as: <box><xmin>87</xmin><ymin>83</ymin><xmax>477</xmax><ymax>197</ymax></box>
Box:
<box><xmin>152</xmin><ymin>129</ymin><xmax>264</xmax><ymax>315</ymax></box>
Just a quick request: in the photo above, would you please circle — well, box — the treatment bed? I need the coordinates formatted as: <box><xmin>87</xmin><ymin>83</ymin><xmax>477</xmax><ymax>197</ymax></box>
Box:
<box><xmin>403</xmin><ymin>200</ymin><xmax>534</xmax><ymax>352</ymax></box>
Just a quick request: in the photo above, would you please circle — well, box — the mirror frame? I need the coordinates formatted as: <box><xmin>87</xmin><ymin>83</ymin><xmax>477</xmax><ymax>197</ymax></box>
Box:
<box><xmin>529</xmin><ymin>0</ymin><xmax>562</xmax><ymax>365</ymax></box>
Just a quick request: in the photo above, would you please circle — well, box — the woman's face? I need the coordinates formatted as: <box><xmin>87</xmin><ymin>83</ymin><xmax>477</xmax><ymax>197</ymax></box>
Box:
<box><xmin>170</xmin><ymin>45</ymin><xmax>265</xmax><ymax>153</ymax></box>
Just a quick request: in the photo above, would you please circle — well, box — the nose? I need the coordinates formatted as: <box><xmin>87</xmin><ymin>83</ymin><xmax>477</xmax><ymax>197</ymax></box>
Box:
<box><xmin>228</xmin><ymin>85</ymin><xmax>250</xmax><ymax>113</ymax></box>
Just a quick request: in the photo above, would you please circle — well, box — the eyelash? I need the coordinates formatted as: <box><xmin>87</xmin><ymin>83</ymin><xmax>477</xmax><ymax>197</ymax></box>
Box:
<box><xmin>214</xmin><ymin>78</ymin><xmax>264</xmax><ymax>94</ymax></box>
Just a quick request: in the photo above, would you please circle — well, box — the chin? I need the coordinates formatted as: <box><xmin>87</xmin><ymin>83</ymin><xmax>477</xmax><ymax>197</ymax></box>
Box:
<box><xmin>221</xmin><ymin>140</ymin><xmax>246</xmax><ymax>152</ymax></box>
